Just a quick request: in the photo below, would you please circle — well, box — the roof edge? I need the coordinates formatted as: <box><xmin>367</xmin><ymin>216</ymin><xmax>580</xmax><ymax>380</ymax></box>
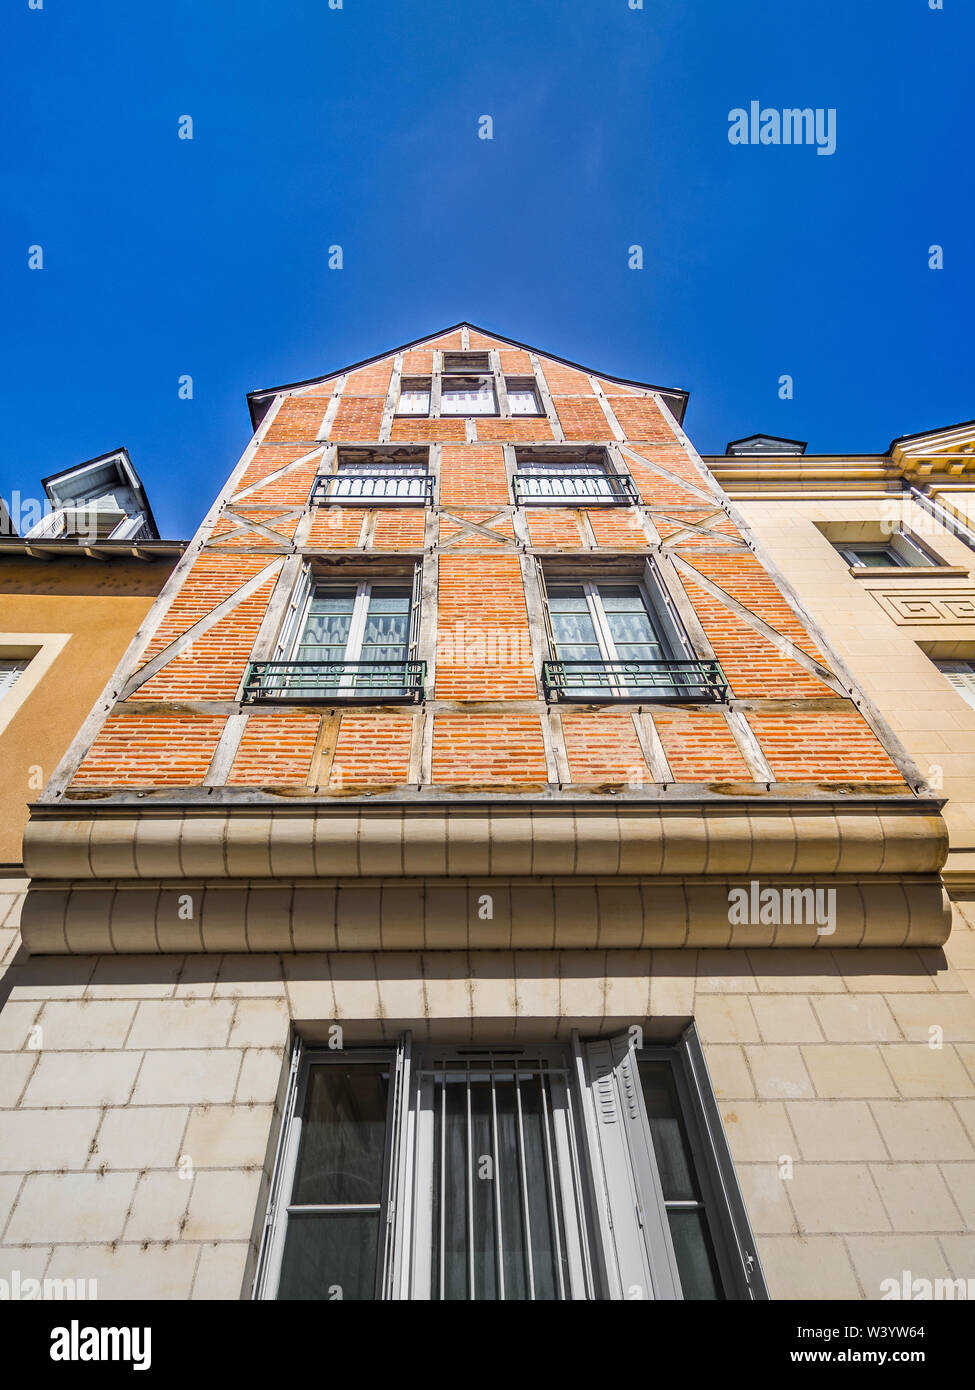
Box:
<box><xmin>245</xmin><ymin>322</ymin><xmax>689</xmax><ymax>429</ymax></box>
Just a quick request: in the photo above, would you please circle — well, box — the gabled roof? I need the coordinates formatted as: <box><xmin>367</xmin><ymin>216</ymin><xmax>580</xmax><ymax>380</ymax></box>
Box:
<box><xmin>246</xmin><ymin>321</ymin><xmax>689</xmax><ymax>430</ymax></box>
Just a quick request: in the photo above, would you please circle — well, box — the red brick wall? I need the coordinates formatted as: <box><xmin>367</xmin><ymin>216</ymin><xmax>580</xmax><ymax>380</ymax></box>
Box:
<box><xmin>229</xmin><ymin>711</ymin><xmax>322</xmax><ymax>785</ymax></box>
<box><xmin>331</xmin><ymin>712</ymin><xmax>413</xmax><ymax>788</ymax></box>
<box><xmin>432</xmin><ymin>713</ymin><xmax>548</xmax><ymax>785</ymax></box>
<box><xmin>652</xmin><ymin>709</ymin><xmax>752</xmax><ymax>782</ymax></box>
<box><xmin>62</xmin><ymin>331</ymin><xmax>911</xmax><ymax>796</ymax></box>
<box><xmin>438</xmin><ymin>446</ymin><xmax>508</xmax><ymax>507</ymax></box>
<box><xmin>747</xmin><ymin>711</ymin><xmax>905</xmax><ymax>784</ymax></box>
<box><xmin>74</xmin><ymin>713</ymin><xmax>225</xmax><ymax>787</ymax></box>
<box><xmin>263</xmin><ymin>398</ymin><xmax>327</xmax><ymax>443</ymax></box>
<box><xmin>436</xmin><ymin>556</ymin><xmax>536</xmax><ymax>699</ymax></box>
<box><xmin>561</xmin><ymin>710</ymin><xmax>649</xmax><ymax>784</ymax></box>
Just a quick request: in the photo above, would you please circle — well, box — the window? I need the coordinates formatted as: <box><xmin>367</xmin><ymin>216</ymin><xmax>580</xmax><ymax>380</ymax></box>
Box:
<box><xmin>935</xmin><ymin>658</ymin><xmax>975</xmax><ymax>712</ymax></box>
<box><xmin>440</xmin><ymin>376</ymin><xmax>497</xmax><ymax>416</ymax></box>
<box><xmin>0</xmin><ymin>659</ymin><xmax>28</xmax><ymax>700</ymax></box>
<box><xmin>243</xmin><ymin>571</ymin><xmax>424</xmax><ymax>703</ymax></box>
<box><xmin>835</xmin><ymin>535</ymin><xmax>935</xmax><ymax>568</ymax></box>
<box><xmin>442</xmin><ymin>352</ymin><xmax>490</xmax><ymax>374</ymax></box>
<box><xmin>513</xmin><ymin>448</ymin><xmax>637</xmax><ymax>505</ymax></box>
<box><xmin>506</xmin><ymin>379</ymin><xmax>543</xmax><ymax>416</ymax></box>
<box><xmin>540</xmin><ymin>572</ymin><xmax>725</xmax><ymax>701</ymax></box>
<box><xmin>312</xmin><ymin>449</ymin><xmax>433</xmax><ymax>504</ymax></box>
<box><xmin>395</xmin><ymin>379</ymin><xmax>431</xmax><ymax>416</ymax></box>
<box><xmin>255</xmin><ymin>1030</ymin><xmax>765</xmax><ymax>1301</ymax></box>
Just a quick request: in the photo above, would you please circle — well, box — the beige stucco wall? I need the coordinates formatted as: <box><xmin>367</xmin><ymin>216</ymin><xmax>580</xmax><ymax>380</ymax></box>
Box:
<box><xmin>733</xmin><ymin>496</ymin><xmax>975</xmax><ymax>865</ymax></box>
<box><xmin>1</xmin><ymin>879</ymin><xmax>973</xmax><ymax>1301</ymax></box>
<box><xmin>0</xmin><ymin>557</ymin><xmax>175</xmax><ymax>865</ymax></box>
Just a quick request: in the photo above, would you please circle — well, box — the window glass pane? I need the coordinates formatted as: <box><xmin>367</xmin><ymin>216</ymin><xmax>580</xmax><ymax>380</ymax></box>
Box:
<box><xmin>429</xmin><ymin>1060</ymin><xmax>569</xmax><ymax>1301</ymax></box>
<box><xmin>278</xmin><ymin>1211</ymin><xmax>380</xmax><ymax>1301</ymax></box>
<box><xmin>638</xmin><ymin>1060</ymin><xmax>725</xmax><ymax>1301</ymax></box>
<box><xmin>441</xmin><ymin>380</ymin><xmax>497</xmax><ymax>416</ymax></box>
<box><xmin>666</xmin><ymin>1209</ymin><xmax>724</xmax><ymax>1301</ymax></box>
<box><xmin>508</xmin><ymin>389</ymin><xmax>540</xmax><ymax>415</ymax></box>
<box><xmin>361</xmin><ymin>590</ymin><xmax>410</xmax><ymax>662</ymax></box>
<box><xmin>637</xmin><ymin>1061</ymin><xmax>700</xmax><ymax>1202</ymax></box>
<box><xmin>548</xmin><ymin>588</ymin><xmax>602</xmax><ymax>659</ymax></box>
<box><xmin>853</xmin><ymin>548</ymin><xmax>899</xmax><ymax>567</ymax></box>
<box><xmin>397</xmin><ymin>389</ymin><xmax>430</xmax><ymax>415</ymax></box>
<box><xmin>598</xmin><ymin>586</ymin><xmax>665</xmax><ymax>660</ymax></box>
<box><xmin>296</xmin><ymin>591</ymin><xmax>355</xmax><ymax>660</ymax></box>
<box><xmin>291</xmin><ymin>1062</ymin><xmax>390</xmax><ymax>1206</ymax></box>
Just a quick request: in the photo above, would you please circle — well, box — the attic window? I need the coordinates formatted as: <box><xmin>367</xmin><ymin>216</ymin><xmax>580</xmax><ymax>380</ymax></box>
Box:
<box><xmin>506</xmin><ymin>379</ymin><xmax>543</xmax><ymax>416</ymax></box>
<box><xmin>441</xmin><ymin>376</ymin><xmax>497</xmax><ymax>416</ymax></box>
<box><xmin>442</xmin><ymin>352</ymin><xmax>490</xmax><ymax>374</ymax></box>
<box><xmin>395</xmin><ymin>379</ymin><xmax>431</xmax><ymax>416</ymax></box>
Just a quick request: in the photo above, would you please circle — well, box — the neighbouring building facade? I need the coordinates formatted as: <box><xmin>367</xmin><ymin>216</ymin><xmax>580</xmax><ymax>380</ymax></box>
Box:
<box><xmin>0</xmin><ymin>327</ymin><xmax>972</xmax><ymax>1302</ymax></box>
<box><xmin>0</xmin><ymin>446</ymin><xmax>181</xmax><ymax>875</ymax></box>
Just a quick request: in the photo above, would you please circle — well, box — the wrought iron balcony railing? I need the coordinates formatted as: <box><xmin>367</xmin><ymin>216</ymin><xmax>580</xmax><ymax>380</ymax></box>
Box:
<box><xmin>242</xmin><ymin>659</ymin><xmax>426</xmax><ymax>704</ymax></box>
<box><xmin>311</xmin><ymin>474</ymin><xmax>434</xmax><ymax>505</ymax></box>
<box><xmin>542</xmin><ymin>658</ymin><xmax>728</xmax><ymax>703</ymax></box>
<box><xmin>512</xmin><ymin>472</ymin><xmax>639</xmax><ymax>506</ymax></box>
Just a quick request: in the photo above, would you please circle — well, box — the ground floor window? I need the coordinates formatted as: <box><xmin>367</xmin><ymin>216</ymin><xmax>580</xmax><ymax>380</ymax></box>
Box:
<box><xmin>255</xmin><ymin>1028</ymin><xmax>765</xmax><ymax>1301</ymax></box>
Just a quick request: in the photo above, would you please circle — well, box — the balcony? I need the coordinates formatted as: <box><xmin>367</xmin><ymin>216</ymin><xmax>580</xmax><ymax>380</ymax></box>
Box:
<box><xmin>242</xmin><ymin>659</ymin><xmax>426</xmax><ymax>704</ymax></box>
<box><xmin>542</xmin><ymin>658</ymin><xmax>728</xmax><ymax>703</ymax></box>
<box><xmin>512</xmin><ymin>471</ymin><xmax>639</xmax><ymax>506</ymax></box>
<box><xmin>311</xmin><ymin>474</ymin><xmax>434</xmax><ymax>506</ymax></box>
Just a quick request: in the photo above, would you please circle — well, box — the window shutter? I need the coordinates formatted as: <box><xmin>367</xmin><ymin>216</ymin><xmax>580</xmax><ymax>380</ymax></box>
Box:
<box><xmin>573</xmin><ymin>1031</ymin><xmax>681</xmax><ymax>1300</ymax></box>
<box><xmin>678</xmin><ymin>1025</ymin><xmax>768</xmax><ymax>1299</ymax></box>
<box><xmin>0</xmin><ymin>660</ymin><xmax>27</xmax><ymax>699</ymax></box>
<box><xmin>383</xmin><ymin>1032</ymin><xmax>416</xmax><ymax>1299</ymax></box>
<box><xmin>274</xmin><ymin>566</ymin><xmax>313</xmax><ymax>661</ymax></box>
<box><xmin>252</xmin><ymin>1036</ymin><xmax>303</xmax><ymax>1299</ymax></box>
<box><xmin>408</xmin><ymin>561</ymin><xmax>423</xmax><ymax>666</ymax></box>
<box><xmin>532</xmin><ymin>557</ymin><xmax>556</xmax><ymax>652</ymax></box>
<box><xmin>642</xmin><ymin>557</ymin><xmax>692</xmax><ymax>661</ymax></box>
<box><xmin>937</xmin><ymin>660</ymin><xmax>975</xmax><ymax>712</ymax></box>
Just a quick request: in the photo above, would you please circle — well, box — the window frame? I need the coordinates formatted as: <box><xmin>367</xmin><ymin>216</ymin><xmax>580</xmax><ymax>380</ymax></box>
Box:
<box><xmin>504</xmin><ymin>378</ymin><xmax>544</xmax><ymax>417</ymax></box>
<box><xmin>512</xmin><ymin>446</ymin><xmax>638</xmax><ymax>506</ymax></box>
<box><xmin>835</xmin><ymin>533</ymin><xmax>938</xmax><ymax>569</ymax></box>
<box><xmin>439</xmin><ymin>375</ymin><xmax>499</xmax><ymax>417</ymax></box>
<box><xmin>242</xmin><ymin>564</ymin><xmax>425</xmax><ymax>705</ymax></box>
<box><xmin>393</xmin><ymin>378</ymin><xmax>432</xmax><ymax>417</ymax></box>
<box><xmin>0</xmin><ymin>657</ymin><xmax>29</xmax><ymax>701</ymax></box>
<box><xmin>254</xmin><ymin>1042</ymin><xmax>401</xmax><ymax>1302</ymax></box>
<box><xmin>934</xmin><ymin>657</ymin><xmax>975</xmax><ymax>712</ymax></box>
<box><xmin>254</xmin><ymin>1027</ymin><xmax>765</xmax><ymax>1301</ymax></box>
<box><xmin>312</xmin><ymin>447</ymin><xmax>434</xmax><ymax>506</ymax></box>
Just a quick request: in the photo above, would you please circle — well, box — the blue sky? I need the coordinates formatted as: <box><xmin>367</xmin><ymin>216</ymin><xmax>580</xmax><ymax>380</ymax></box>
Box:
<box><xmin>3</xmin><ymin>0</ymin><xmax>972</xmax><ymax>538</ymax></box>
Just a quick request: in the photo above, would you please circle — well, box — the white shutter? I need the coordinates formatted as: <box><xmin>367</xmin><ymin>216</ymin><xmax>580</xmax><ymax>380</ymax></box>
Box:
<box><xmin>0</xmin><ymin>659</ymin><xmax>27</xmax><ymax>699</ymax></box>
<box><xmin>252</xmin><ymin>1036</ymin><xmax>303</xmax><ymax>1299</ymax></box>
<box><xmin>937</xmin><ymin>660</ymin><xmax>975</xmax><ymax>712</ymax></box>
<box><xmin>274</xmin><ymin>567</ymin><xmax>313</xmax><ymax>661</ymax></box>
<box><xmin>408</xmin><ymin>562</ymin><xmax>423</xmax><ymax>668</ymax></box>
<box><xmin>573</xmin><ymin>1031</ymin><xmax>681</xmax><ymax>1300</ymax></box>
<box><xmin>383</xmin><ymin>1033</ymin><xmax>417</xmax><ymax>1299</ymax></box>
